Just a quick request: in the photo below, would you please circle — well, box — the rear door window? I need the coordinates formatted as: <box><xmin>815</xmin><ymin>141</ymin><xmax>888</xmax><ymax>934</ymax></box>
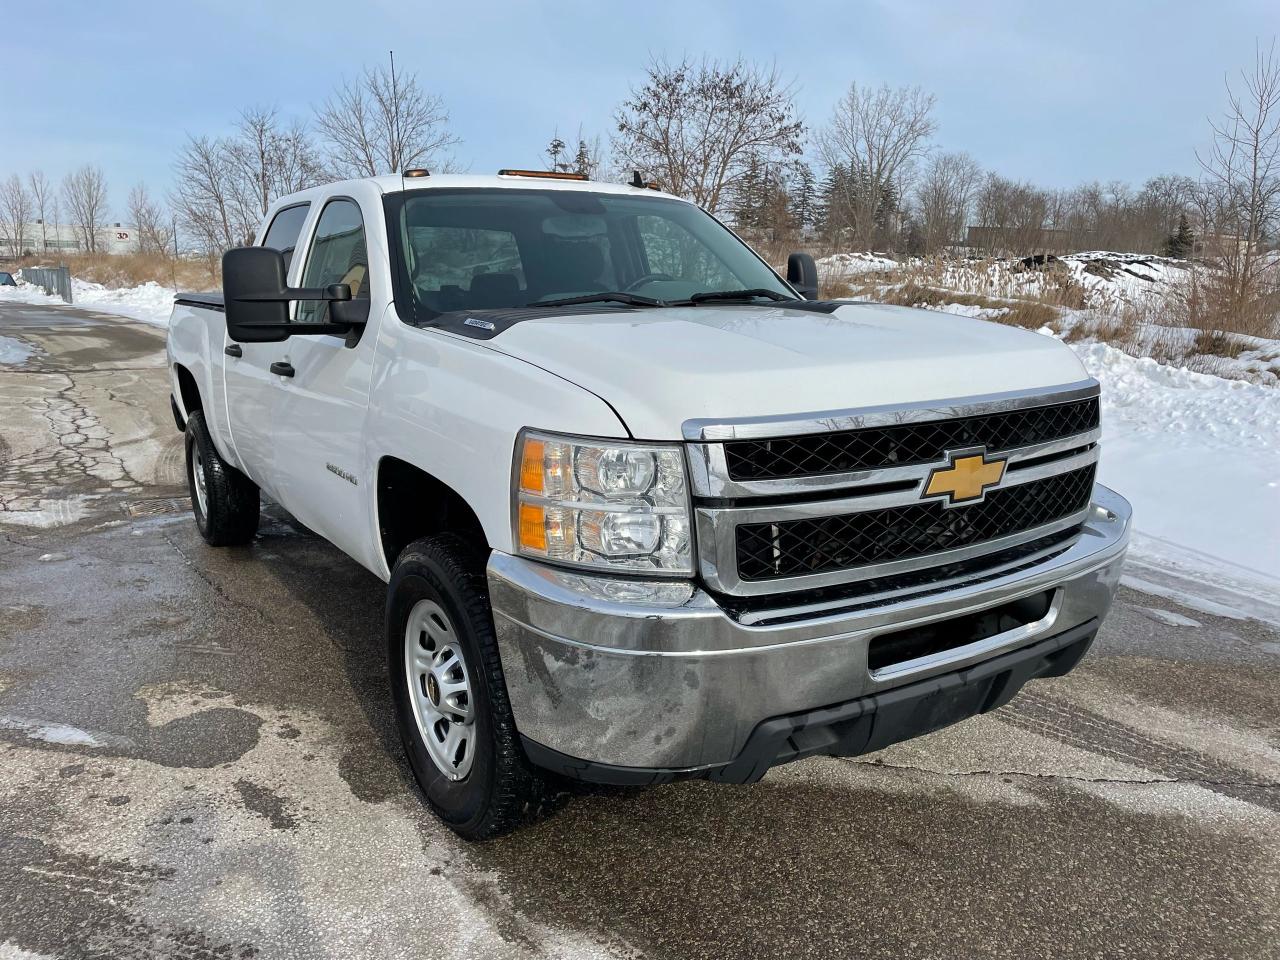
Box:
<box><xmin>259</xmin><ymin>203</ymin><xmax>310</xmax><ymax>271</ymax></box>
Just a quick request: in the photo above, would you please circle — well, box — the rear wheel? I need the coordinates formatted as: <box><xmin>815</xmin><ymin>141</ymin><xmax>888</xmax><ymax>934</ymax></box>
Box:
<box><xmin>387</xmin><ymin>534</ymin><xmax>560</xmax><ymax>839</ymax></box>
<box><xmin>184</xmin><ymin>410</ymin><xmax>259</xmax><ymax>546</ymax></box>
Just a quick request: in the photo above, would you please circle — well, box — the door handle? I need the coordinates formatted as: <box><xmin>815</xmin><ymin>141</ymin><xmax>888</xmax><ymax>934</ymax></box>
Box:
<box><xmin>224</xmin><ymin>344</ymin><xmax>243</xmax><ymax>358</ymax></box>
<box><xmin>270</xmin><ymin>361</ymin><xmax>295</xmax><ymax>378</ymax></box>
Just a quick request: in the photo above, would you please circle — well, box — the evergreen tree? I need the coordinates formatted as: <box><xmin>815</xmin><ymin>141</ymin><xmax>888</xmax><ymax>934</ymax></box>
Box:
<box><xmin>789</xmin><ymin>161</ymin><xmax>817</xmax><ymax>235</ymax></box>
<box><xmin>571</xmin><ymin>140</ymin><xmax>593</xmax><ymax>177</ymax></box>
<box><xmin>546</xmin><ymin>134</ymin><xmax>567</xmax><ymax>172</ymax></box>
<box><xmin>1164</xmin><ymin>212</ymin><xmax>1195</xmax><ymax>258</ymax></box>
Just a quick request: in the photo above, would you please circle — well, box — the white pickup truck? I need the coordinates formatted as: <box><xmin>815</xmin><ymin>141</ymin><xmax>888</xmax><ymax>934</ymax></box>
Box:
<box><xmin>166</xmin><ymin>169</ymin><xmax>1131</xmax><ymax>839</ymax></box>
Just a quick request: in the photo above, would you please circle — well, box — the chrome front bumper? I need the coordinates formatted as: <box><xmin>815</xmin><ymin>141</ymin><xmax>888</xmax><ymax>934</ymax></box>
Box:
<box><xmin>487</xmin><ymin>484</ymin><xmax>1131</xmax><ymax>779</ymax></box>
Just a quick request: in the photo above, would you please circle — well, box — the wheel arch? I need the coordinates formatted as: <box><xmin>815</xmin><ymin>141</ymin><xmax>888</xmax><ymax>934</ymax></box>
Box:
<box><xmin>173</xmin><ymin>362</ymin><xmax>203</xmax><ymax>420</ymax></box>
<box><xmin>376</xmin><ymin>456</ymin><xmax>490</xmax><ymax>573</ymax></box>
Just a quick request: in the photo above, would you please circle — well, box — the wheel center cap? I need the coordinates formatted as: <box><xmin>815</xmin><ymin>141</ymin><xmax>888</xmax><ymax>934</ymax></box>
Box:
<box><xmin>426</xmin><ymin>673</ymin><xmax>440</xmax><ymax>706</ymax></box>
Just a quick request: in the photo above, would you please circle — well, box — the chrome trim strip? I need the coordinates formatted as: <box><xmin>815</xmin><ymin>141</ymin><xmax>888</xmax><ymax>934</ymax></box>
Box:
<box><xmin>697</xmin><ymin>507</ymin><xmax>1092</xmax><ymax>597</ymax></box>
<box><xmin>735</xmin><ymin>534</ymin><xmax>1077</xmax><ymax>626</ymax></box>
<box><xmin>701</xmin><ymin>446</ymin><xmax>1097</xmax><ymax>525</ymax></box>
<box><xmin>681</xmin><ymin>378</ymin><xmax>1100</xmax><ymax>442</ymax></box>
<box><xmin>870</xmin><ymin>588</ymin><xmax>1065</xmax><ymax>683</ymax></box>
<box><xmin>688</xmin><ymin>428</ymin><xmax>1099</xmax><ymax>499</ymax></box>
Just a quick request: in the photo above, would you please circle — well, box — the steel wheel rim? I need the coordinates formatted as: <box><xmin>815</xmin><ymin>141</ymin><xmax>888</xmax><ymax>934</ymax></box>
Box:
<box><xmin>404</xmin><ymin>598</ymin><xmax>476</xmax><ymax>781</ymax></box>
<box><xmin>192</xmin><ymin>446</ymin><xmax>209</xmax><ymax>517</ymax></box>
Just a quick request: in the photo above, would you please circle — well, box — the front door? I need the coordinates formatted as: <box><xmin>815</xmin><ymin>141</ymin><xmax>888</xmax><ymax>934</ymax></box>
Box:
<box><xmin>268</xmin><ymin>198</ymin><xmax>376</xmax><ymax>563</ymax></box>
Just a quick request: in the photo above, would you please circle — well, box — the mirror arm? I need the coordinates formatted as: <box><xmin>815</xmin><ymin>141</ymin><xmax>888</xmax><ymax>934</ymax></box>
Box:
<box><xmin>233</xmin><ymin>284</ymin><xmax>352</xmax><ymax>304</ymax></box>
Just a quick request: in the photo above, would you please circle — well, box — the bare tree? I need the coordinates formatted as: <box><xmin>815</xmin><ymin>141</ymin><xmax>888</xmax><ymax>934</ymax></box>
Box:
<box><xmin>913</xmin><ymin>151</ymin><xmax>983</xmax><ymax>253</ymax></box>
<box><xmin>172</xmin><ymin>108</ymin><xmax>323</xmax><ymax>255</ymax></box>
<box><xmin>316</xmin><ymin>54</ymin><xmax>459</xmax><ymax>177</ymax></box>
<box><xmin>612</xmin><ymin>56</ymin><xmax>804</xmax><ymax>214</ymax></box>
<box><xmin>128</xmin><ymin>184</ymin><xmax>173</xmax><ymax>255</ymax></box>
<box><xmin>972</xmin><ymin>174</ymin><xmax>1050</xmax><ymax>256</ymax></box>
<box><xmin>62</xmin><ymin>165</ymin><xmax>109</xmax><ymax>253</ymax></box>
<box><xmin>818</xmin><ymin>83</ymin><xmax>937</xmax><ymax>248</ymax></box>
<box><xmin>172</xmin><ymin>134</ymin><xmax>242</xmax><ymax>253</ymax></box>
<box><xmin>1197</xmin><ymin>39</ymin><xmax>1280</xmax><ymax>332</ymax></box>
<box><xmin>0</xmin><ymin>175</ymin><xmax>34</xmax><ymax>256</ymax></box>
<box><xmin>28</xmin><ymin>170</ymin><xmax>52</xmax><ymax>253</ymax></box>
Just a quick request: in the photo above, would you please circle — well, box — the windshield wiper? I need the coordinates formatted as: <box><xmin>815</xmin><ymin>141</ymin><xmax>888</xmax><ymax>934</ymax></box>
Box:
<box><xmin>529</xmin><ymin>292</ymin><xmax>668</xmax><ymax>309</ymax></box>
<box><xmin>684</xmin><ymin>288</ymin><xmax>794</xmax><ymax>304</ymax></box>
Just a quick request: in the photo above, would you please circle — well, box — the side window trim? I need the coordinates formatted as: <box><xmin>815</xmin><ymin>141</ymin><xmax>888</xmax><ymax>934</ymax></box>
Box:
<box><xmin>259</xmin><ymin>202</ymin><xmax>312</xmax><ymax>275</ymax></box>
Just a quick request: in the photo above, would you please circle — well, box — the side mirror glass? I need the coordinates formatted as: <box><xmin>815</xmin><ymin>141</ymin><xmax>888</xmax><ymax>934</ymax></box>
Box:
<box><xmin>787</xmin><ymin>252</ymin><xmax>820</xmax><ymax>300</ymax></box>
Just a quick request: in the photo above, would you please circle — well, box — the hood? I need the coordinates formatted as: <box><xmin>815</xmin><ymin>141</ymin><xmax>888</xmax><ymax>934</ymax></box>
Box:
<box><xmin>484</xmin><ymin>302</ymin><xmax>1090</xmax><ymax>440</ymax></box>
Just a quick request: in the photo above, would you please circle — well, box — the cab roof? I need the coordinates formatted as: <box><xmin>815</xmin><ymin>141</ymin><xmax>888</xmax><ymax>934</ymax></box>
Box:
<box><xmin>300</xmin><ymin>173</ymin><xmax>685</xmax><ymax>204</ymax></box>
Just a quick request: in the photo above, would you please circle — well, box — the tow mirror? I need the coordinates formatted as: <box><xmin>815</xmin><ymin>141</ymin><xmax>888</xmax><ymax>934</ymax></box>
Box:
<box><xmin>222</xmin><ymin>246</ymin><xmax>358</xmax><ymax>343</ymax></box>
<box><xmin>786</xmin><ymin>252</ymin><xmax>820</xmax><ymax>300</ymax></box>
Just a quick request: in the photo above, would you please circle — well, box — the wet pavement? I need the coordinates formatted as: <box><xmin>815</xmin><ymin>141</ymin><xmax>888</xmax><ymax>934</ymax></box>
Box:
<box><xmin>1</xmin><ymin>301</ymin><xmax>1277</xmax><ymax>959</ymax></box>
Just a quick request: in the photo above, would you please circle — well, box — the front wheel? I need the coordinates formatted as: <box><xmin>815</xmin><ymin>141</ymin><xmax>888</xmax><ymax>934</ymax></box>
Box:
<box><xmin>387</xmin><ymin>535</ymin><xmax>559</xmax><ymax>839</ymax></box>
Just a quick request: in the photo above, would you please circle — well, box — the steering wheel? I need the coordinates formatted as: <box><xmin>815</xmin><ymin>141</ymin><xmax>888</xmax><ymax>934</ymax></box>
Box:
<box><xmin>623</xmin><ymin>272</ymin><xmax>676</xmax><ymax>292</ymax></box>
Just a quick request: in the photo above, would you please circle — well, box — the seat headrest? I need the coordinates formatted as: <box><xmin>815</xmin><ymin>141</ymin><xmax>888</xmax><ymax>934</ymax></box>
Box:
<box><xmin>469</xmin><ymin>272</ymin><xmax>522</xmax><ymax>308</ymax></box>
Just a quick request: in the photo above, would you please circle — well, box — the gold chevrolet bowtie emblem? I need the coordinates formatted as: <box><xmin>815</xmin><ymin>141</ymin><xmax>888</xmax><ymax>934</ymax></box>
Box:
<box><xmin>923</xmin><ymin>449</ymin><xmax>1007</xmax><ymax>507</ymax></box>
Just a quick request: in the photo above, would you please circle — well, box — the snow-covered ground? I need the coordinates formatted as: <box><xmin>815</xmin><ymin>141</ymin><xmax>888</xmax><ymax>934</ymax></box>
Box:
<box><xmin>815</xmin><ymin>251</ymin><xmax>900</xmax><ymax>279</ymax></box>
<box><xmin>0</xmin><ymin>275</ymin><xmax>174</xmax><ymax>327</ymax></box>
<box><xmin>1069</xmin><ymin>339</ymin><xmax>1280</xmax><ymax>619</ymax></box>
<box><xmin>817</xmin><ymin>250</ymin><xmax>1195</xmax><ymax>308</ymax></box>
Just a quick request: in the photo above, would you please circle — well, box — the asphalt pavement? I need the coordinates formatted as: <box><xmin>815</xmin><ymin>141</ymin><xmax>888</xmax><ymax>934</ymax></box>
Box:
<box><xmin>1</xmin><ymin>301</ymin><xmax>1277</xmax><ymax>960</ymax></box>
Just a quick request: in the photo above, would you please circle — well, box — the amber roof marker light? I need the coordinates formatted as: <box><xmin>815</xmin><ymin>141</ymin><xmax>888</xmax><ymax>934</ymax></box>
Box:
<box><xmin>497</xmin><ymin>168</ymin><xmax>590</xmax><ymax>181</ymax></box>
<box><xmin>403</xmin><ymin>168</ymin><xmax>431</xmax><ymax>178</ymax></box>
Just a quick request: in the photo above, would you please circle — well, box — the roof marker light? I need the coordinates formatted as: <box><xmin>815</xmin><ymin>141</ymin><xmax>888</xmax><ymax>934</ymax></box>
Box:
<box><xmin>498</xmin><ymin>169</ymin><xmax>590</xmax><ymax>181</ymax></box>
<box><xmin>403</xmin><ymin>168</ymin><xmax>431</xmax><ymax>178</ymax></box>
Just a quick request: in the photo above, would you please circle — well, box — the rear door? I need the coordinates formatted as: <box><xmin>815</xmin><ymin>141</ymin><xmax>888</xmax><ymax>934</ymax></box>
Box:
<box><xmin>267</xmin><ymin>197</ymin><xmax>377</xmax><ymax>560</ymax></box>
<box><xmin>223</xmin><ymin>202</ymin><xmax>310</xmax><ymax>496</ymax></box>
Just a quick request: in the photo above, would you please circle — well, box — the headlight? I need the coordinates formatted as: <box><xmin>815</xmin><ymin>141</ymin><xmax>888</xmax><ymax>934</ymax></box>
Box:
<box><xmin>513</xmin><ymin>430</ymin><xmax>693</xmax><ymax>574</ymax></box>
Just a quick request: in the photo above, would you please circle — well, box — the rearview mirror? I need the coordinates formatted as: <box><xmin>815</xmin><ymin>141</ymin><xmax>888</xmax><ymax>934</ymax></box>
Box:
<box><xmin>222</xmin><ymin>246</ymin><xmax>357</xmax><ymax>343</ymax></box>
<box><xmin>787</xmin><ymin>252</ymin><xmax>820</xmax><ymax>300</ymax></box>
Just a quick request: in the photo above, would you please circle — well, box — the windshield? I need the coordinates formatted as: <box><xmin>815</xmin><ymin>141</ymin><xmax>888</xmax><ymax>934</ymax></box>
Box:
<box><xmin>390</xmin><ymin>188</ymin><xmax>793</xmax><ymax>318</ymax></box>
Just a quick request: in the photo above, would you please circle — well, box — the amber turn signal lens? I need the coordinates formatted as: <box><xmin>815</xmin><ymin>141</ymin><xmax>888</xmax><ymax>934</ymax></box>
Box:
<box><xmin>519</xmin><ymin>438</ymin><xmax>545</xmax><ymax>493</ymax></box>
<box><xmin>518</xmin><ymin>503</ymin><xmax>547</xmax><ymax>551</ymax></box>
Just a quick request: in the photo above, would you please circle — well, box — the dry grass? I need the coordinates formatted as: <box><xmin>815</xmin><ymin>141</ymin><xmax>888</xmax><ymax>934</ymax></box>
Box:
<box><xmin>833</xmin><ymin>271</ymin><xmax>1064</xmax><ymax>333</ymax></box>
<box><xmin>17</xmin><ymin>252</ymin><xmax>218</xmax><ymax>290</ymax></box>
<box><xmin>1191</xmin><ymin>328</ymin><xmax>1249</xmax><ymax>359</ymax></box>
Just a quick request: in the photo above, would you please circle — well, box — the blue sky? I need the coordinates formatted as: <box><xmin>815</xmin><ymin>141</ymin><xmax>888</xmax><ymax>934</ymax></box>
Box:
<box><xmin>2</xmin><ymin>0</ymin><xmax>1277</xmax><ymax>219</ymax></box>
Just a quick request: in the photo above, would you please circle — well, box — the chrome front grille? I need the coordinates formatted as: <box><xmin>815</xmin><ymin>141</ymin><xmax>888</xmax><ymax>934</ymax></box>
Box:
<box><xmin>685</xmin><ymin>380</ymin><xmax>1102</xmax><ymax>598</ymax></box>
<box><xmin>723</xmin><ymin>396</ymin><xmax>1099</xmax><ymax>481</ymax></box>
<box><xmin>734</xmin><ymin>464</ymin><xmax>1095</xmax><ymax>581</ymax></box>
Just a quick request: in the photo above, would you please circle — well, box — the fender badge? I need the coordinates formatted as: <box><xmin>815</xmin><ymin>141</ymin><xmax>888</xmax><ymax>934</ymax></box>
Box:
<box><xmin>326</xmin><ymin>462</ymin><xmax>358</xmax><ymax>486</ymax></box>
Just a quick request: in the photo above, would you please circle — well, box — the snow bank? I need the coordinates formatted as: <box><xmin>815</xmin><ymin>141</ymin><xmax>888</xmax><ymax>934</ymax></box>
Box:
<box><xmin>70</xmin><ymin>278</ymin><xmax>174</xmax><ymax>327</ymax></box>
<box><xmin>0</xmin><ymin>276</ymin><xmax>174</xmax><ymax>327</ymax></box>
<box><xmin>817</xmin><ymin>251</ymin><xmax>899</xmax><ymax>279</ymax></box>
<box><xmin>1070</xmin><ymin>340</ymin><xmax>1280</xmax><ymax>584</ymax></box>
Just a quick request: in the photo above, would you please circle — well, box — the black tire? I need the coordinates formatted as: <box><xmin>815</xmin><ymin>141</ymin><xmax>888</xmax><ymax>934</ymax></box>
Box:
<box><xmin>387</xmin><ymin>534</ymin><xmax>560</xmax><ymax>840</ymax></box>
<box><xmin>184</xmin><ymin>410</ymin><xmax>260</xmax><ymax>546</ymax></box>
